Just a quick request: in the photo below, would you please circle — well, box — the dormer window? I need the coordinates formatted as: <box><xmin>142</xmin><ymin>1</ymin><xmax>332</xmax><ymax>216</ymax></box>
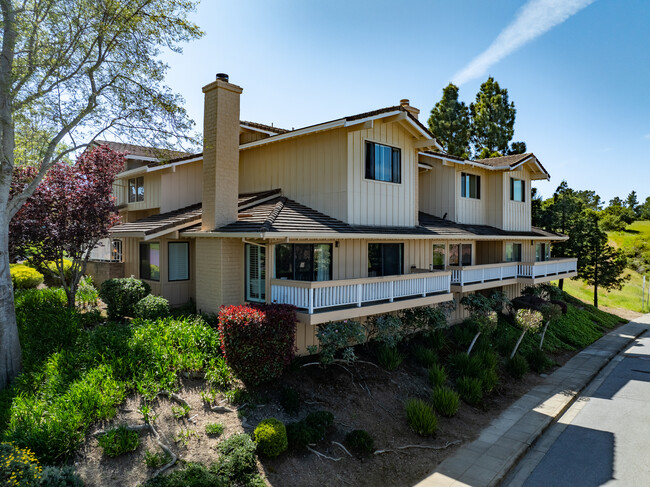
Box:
<box><xmin>510</xmin><ymin>177</ymin><xmax>525</xmax><ymax>202</ymax></box>
<box><xmin>365</xmin><ymin>141</ymin><xmax>401</xmax><ymax>184</ymax></box>
<box><xmin>461</xmin><ymin>173</ymin><xmax>480</xmax><ymax>199</ymax></box>
<box><xmin>128</xmin><ymin>176</ymin><xmax>144</xmax><ymax>203</ymax></box>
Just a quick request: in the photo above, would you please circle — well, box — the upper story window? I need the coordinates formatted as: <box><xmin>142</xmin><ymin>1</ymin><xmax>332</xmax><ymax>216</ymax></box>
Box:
<box><xmin>449</xmin><ymin>243</ymin><xmax>472</xmax><ymax>266</ymax></box>
<box><xmin>128</xmin><ymin>176</ymin><xmax>144</xmax><ymax>203</ymax></box>
<box><xmin>368</xmin><ymin>243</ymin><xmax>403</xmax><ymax>277</ymax></box>
<box><xmin>536</xmin><ymin>243</ymin><xmax>550</xmax><ymax>262</ymax></box>
<box><xmin>461</xmin><ymin>173</ymin><xmax>480</xmax><ymax>199</ymax></box>
<box><xmin>432</xmin><ymin>244</ymin><xmax>445</xmax><ymax>270</ymax></box>
<box><xmin>505</xmin><ymin>242</ymin><xmax>522</xmax><ymax>262</ymax></box>
<box><xmin>510</xmin><ymin>178</ymin><xmax>525</xmax><ymax>202</ymax></box>
<box><xmin>365</xmin><ymin>141</ymin><xmax>401</xmax><ymax>184</ymax></box>
<box><xmin>275</xmin><ymin>243</ymin><xmax>332</xmax><ymax>281</ymax></box>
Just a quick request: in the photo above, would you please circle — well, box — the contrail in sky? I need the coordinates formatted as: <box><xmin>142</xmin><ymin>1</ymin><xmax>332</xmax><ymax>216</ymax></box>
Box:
<box><xmin>452</xmin><ymin>0</ymin><xmax>596</xmax><ymax>86</ymax></box>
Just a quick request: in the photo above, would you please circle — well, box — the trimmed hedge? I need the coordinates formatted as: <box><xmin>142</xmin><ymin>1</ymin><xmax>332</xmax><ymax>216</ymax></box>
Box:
<box><xmin>254</xmin><ymin>418</ymin><xmax>288</xmax><ymax>457</ymax></box>
<box><xmin>134</xmin><ymin>295</ymin><xmax>170</xmax><ymax>320</ymax></box>
<box><xmin>10</xmin><ymin>264</ymin><xmax>44</xmax><ymax>290</ymax></box>
<box><xmin>218</xmin><ymin>304</ymin><xmax>297</xmax><ymax>385</ymax></box>
<box><xmin>99</xmin><ymin>277</ymin><xmax>151</xmax><ymax>319</ymax></box>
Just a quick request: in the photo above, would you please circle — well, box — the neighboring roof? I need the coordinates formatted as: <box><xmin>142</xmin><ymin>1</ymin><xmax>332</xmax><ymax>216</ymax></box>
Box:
<box><xmin>181</xmin><ymin>194</ymin><xmax>565</xmax><ymax>240</ymax></box>
<box><xmin>109</xmin><ymin>203</ymin><xmax>202</xmax><ymax>238</ymax></box>
<box><xmin>240</xmin><ymin>121</ymin><xmax>289</xmax><ymax>134</ymax></box>
<box><xmin>421</xmin><ymin>150</ymin><xmax>550</xmax><ymax>180</ymax></box>
<box><xmin>93</xmin><ymin>140</ymin><xmax>191</xmax><ymax>162</ymax></box>
<box><xmin>238</xmin><ymin>189</ymin><xmax>282</xmax><ymax>209</ymax></box>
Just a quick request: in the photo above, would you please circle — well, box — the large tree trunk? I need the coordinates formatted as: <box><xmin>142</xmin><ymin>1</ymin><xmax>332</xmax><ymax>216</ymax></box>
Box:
<box><xmin>0</xmin><ymin>214</ymin><xmax>21</xmax><ymax>389</ymax></box>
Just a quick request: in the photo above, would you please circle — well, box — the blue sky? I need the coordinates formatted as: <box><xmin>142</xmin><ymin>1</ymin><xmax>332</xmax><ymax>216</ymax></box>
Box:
<box><xmin>163</xmin><ymin>0</ymin><xmax>650</xmax><ymax>203</ymax></box>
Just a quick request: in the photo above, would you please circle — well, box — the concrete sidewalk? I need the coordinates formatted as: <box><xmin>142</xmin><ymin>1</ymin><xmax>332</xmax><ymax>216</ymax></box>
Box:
<box><xmin>414</xmin><ymin>315</ymin><xmax>650</xmax><ymax>487</ymax></box>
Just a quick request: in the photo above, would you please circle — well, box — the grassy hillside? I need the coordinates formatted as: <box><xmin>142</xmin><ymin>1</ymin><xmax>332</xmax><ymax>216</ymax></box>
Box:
<box><xmin>562</xmin><ymin>220</ymin><xmax>650</xmax><ymax>313</ymax></box>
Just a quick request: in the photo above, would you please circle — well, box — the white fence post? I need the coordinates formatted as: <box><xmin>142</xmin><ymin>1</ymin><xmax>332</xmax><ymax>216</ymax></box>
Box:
<box><xmin>357</xmin><ymin>284</ymin><xmax>362</xmax><ymax>307</ymax></box>
<box><xmin>308</xmin><ymin>288</ymin><xmax>314</xmax><ymax>314</ymax></box>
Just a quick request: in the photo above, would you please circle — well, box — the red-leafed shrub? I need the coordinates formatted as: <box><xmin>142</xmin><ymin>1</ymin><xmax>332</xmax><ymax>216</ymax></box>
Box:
<box><xmin>218</xmin><ymin>304</ymin><xmax>297</xmax><ymax>385</ymax></box>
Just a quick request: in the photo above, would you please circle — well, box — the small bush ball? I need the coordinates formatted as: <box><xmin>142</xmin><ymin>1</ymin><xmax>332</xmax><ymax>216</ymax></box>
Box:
<box><xmin>254</xmin><ymin>418</ymin><xmax>288</xmax><ymax>458</ymax></box>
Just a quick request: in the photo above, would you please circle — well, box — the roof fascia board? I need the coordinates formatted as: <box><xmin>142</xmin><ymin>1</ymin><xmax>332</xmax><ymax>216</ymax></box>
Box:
<box><xmin>240</xmin><ymin>123</ymin><xmax>278</xmax><ymax>135</ymax></box>
<box><xmin>117</xmin><ymin>156</ymin><xmax>201</xmax><ymax>179</ymax></box>
<box><xmin>125</xmin><ymin>154</ymin><xmax>160</xmax><ymax>163</ymax></box>
<box><xmin>239</xmin><ymin>119</ymin><xmax>346</xmax><ymax>150</ymax></box>
<box><xmin>343</xmin><ymin>110</ymin><xmax>402</xmax><ymax>127</ymax></box>
<box><xmin>181</xmin><ymin>230</ymin><xmax>567</xmax><ymax>241</ymax></box>
<box><xmin>509</xmin><ymin>156</ymin><xmax>550</xmax><ymax>180</ymax></box>
<box><xmin>143</xmin><ymin>220</ymin><xmax>202</xmax><ymax>241</ymax></box>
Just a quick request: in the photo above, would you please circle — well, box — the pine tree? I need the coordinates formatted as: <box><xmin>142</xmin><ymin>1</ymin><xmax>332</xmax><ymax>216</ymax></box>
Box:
<box><xmin>427</xmin><ymin>83</ymin><xmax>470</xmax><ymax>158</ymax></box>
<box><xmin>470</xmin><ymin>77</ymin><xmax>516</xmax><ymax>156</ymax></box>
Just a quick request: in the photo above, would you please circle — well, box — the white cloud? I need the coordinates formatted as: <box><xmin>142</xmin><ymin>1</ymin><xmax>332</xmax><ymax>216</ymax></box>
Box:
<box><xmin>452</xmin><ymin>0</ymin><xmax>596</xmax><ymax>86</ymax></box>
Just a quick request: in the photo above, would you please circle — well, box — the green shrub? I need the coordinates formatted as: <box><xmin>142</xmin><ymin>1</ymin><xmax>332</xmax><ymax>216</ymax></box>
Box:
<box><xmin>205</xmin><ymin>423</ymin><xmax>224</xmax><ymax>436</ymax></box>
<box><xmin>213</xmin><ymin>434</ymin><xmax>259</xmax><ymax>485</ymax></box>
<box><xmin>428</xmin><ymin>363</ymin><xmax>448</xmax><ymax>388</ymax></box>
<box><xmin>280</xmin><ymin>387</ymin><xmax>300</xmax><ymax>415</ymax></box>
<box><xmin>527</xmin><ymin>348</ymin><xmax>554</xmax><ymax>373</ymax></box>
<box><xmin>425</xmin><ymin>329</ymin><xmax>447</xmax><ymax>351</ymax></box>
<box><xmin>99</xmin><ymin>277</ymin><xmax>151</xmax><ymax>319</ymax></box>
<box><xmin>507</xmin><ymin>354</ymin><xmax>529</xmax><ymax>379</ymax></box>
<box><xmin>450</xmin><ymin>353</ymin><xmax>482</xmax><ymax>379</ymax></box>
<box><xmin>145</xmin><ymin>463</ymin><xmax>227</xmax><ymax>487</ymax></box>
<box><xmin>0</xmin><ymin>442</ymin><xmax>42</xmax><ymax>487</ymax></box>
<box><xmin>376</xmin><ymin>344</ymin><xmax>404</xmax><ymax>371</ymax></box>
<box><xmin>405</xmin><ymin>398</ymin><xmax>438</xmax><ymax>436</ymax></box>
<box><xmin>286</xmin><ymin>410</ymin><xmax>335</xmax><ymax>450</ymax></box>
<box><xmin>305</xmin><ymin>410</ymin><xmax>334</xmax><ymax>439</ymax></box>
<box><xmin>254</xmin><ymin>418</ymin><xmax>288</xmax><ymax>458</ymax></box>
<box><xmin>39</xmin><ymin>466</ymin><xmax>84</xmax><ymax>487</ymax></box>
<box><xmin>480</xmin><ymin>368</ymin><xmax>499</xmax><ymax>394</ymax></box>
<box><xmin>451</xmin><ymin>321</ymin><xmax>477</xmax><ymax>348</ymax></box>
<box><xmin>412</xmin><ymin>345</ymin><xmax>437</xmax><ymax>367</ymax></box>
<box><xmin>97</xmin><ymin>426</ymin><xmax>140</xmax><ymax>457</ymax></box>
<box><xmin>345</xmin><ymin>430</ymin><xmax>375</xmax><ymax>456</ymax></box>
<box><xmin>205</xmin><ymin>357</ymin><xmax>232</xmax><ymax>391</ymax></box>
<box><xmin>431</xmin><ymin>386</ymin><xmax>460</xmax><ymax>417</ymax></box>
<box><xmin>43</xmin><ymin>259</ymin><xmax>73</xmax><ymax>287</ymax></box>
<box><xmin>218</xmin><ymin>304</ymin><xmax>297</xmax><ymax>385</ymax></box>
<box><xmin>10</xmin><ymin>264</ymin><xmax>44</xmax><ymax>290</ymax></box>
<box><xmin>476</xmin><ymin>349</ymin><xmax>499</xmax><ymax>370</ymax></box>
<box><xmin>457</xmin><ymin>377</ymin><xmax>483</xmax><ymax>406</ymax></box>
<box><xmin>309</xmin><ymin>319</ymin><xmax>365</xmax><ymax>364</ymax></box>
<box><xmin>366</xmin><ymin>314</ymin><xmax>404</xmax><ymax>348</ymax></box>
<box><xmin>134</xmin><ymin>294</ymin><xmax>170</xmax><ymax>320</ymax></box>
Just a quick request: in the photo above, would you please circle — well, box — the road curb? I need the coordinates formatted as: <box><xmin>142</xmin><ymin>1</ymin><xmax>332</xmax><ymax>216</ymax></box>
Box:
<box><xmin>413</xmin><ymin>317</ymin><xmax>650</xmax><ymax>487</ymax></box>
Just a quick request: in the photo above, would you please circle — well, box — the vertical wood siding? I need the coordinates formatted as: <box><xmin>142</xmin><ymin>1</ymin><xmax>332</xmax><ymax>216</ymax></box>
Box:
<box><xmin>418</xmin><ymin>158</ymin><xmax>456</xmax><ymax>220</ymax></box>
<box><xmin>347</xmin><ymin>120</ymin><xmax>417</xmax><ymax>226</ymax></box>
<box><xmin>501</xmin><ymin>166</ymin><xmax>532</xmax><ymax>231</ymax></box>
<box><xmin>160</xmin><ymin>161</ymin><xmax>203</xmax><ymax>213</ymax></box>
<box><xmin>239</xmin><ymin>128</ymin><xmax>348</xmax><ymax>222</ymax></box>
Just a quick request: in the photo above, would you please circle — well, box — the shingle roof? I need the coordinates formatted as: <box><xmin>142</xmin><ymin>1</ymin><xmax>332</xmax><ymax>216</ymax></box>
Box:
<box><xmin>110</xmin><ymin>203</ymin><xmax>202</xmax><ymax>236</ymax></box>
<box><xmin>180</xmin><ymin>194</ymin><xmax>563</xmax><ymax>239</ymax></box>
<box><xmin>94</xmin><ymin>140</ymin><xmax>192</xmax><ymax>162</ymax></box>
<box><xmin>240</xmin><ymin>121</ymin><xmax>289</xmax><ymax>134</ymax></box>
<box><xmin>473</xmin><ymin>153</ymin><xmax>534</xmax><ymax>168</ymax></box>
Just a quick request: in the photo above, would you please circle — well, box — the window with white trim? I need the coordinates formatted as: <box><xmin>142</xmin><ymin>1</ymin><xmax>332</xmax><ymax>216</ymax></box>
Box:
<box><xmin>365</xmin><ymin>141</ymin><xmax>401</xmax><ymax>183</ymax></box>
<box><xmin>461</xmin><ymin>173</ymin><xmax>480</xmax><ymax>199</ymax></box>
<box><xmin>448</xmin><ymin>243</ymin><xmax>472</xmax><ymax>266</ymax></box>
<box><xmin>128</xmin><ymin>176</ymin><xmax>144</xmax><ymax>203</ymax></box>
<box><xmin>510</xmin><ymin>178</ymin><xmax>525</xmax><ymax>202</ymax></box>
<box><xmin>432</xmin><ymin>244</ymin><xmax>445</xmax><ymax>270</ymax></box>
<box><xmin>245</xmin><ymin>244</ymin><xmax>266</xmax><ymax>302</ymax></box>
<box><xmin>168</xmin><ymin>242</ymin><xmax>189</xmax><ymax>281</ymax></box>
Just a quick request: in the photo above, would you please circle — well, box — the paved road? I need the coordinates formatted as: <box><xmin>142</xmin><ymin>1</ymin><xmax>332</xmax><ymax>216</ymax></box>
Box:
<box><xmin>504</xmin><ymin>330</ymin><xmax>650</xmax><ymax>487</ymax></box>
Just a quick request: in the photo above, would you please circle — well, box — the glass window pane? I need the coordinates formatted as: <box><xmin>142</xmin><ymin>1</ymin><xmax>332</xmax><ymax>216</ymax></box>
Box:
<box><xmin>245</xmin><ymin>244</ymin><xmax>266</xmax><ymax>302</ymax></box>
<box><xmin>129</xmin><ymin>179</ymin><xmax>136</xmax><ymax>203</ymax></box>
<box><xmin>275</xmin><ymin>244</ymin><xmax>294</xmax><ymax>279</ymax></box>
<box><xmin>368</xmin><ymin>243</ymin><xmax>381</xmax><ymax>277</ymax></box>
<box><xmin>461</xmin><ymin>244</ymin><xmax>472</xmax><ymax>266</ymax></box>
<box><xmin>506</xmin><ymin>243</ymin><xmax>513</xmax><ymax>262</ymax></box>
<box><xmin>313</xmin><ymin>244</ymin><xmax>332</xmax><ymax>281</ymax></box>
<box><xmin>294</xmin><ymin>244</ymin><xmax>313</xmax><ymax>281</ymax></box>
<box><xmin>140</xmin><ymin>243</ymin><xmax>160</xmax><ymax>281</ymax></box>
<box><xmin>137</xmin><ymin>177</ymin><xmax>144</xmax><ymax>202</ymax></box>
<box><xmin>432</xmin><ymin>244</ymin><xmax>445</xmax><ymax>269</ymax></box>
<box><xmin>382</xmin><ymin>243</ymin><xmax>402</xmax><ymax>276</ymax></box>
<box><xmin>168</xmin><ymin>242</ymin><xmax>189</xmax><ymax>281</ymax></box>
<box><xmin>448</xmin><ymin>244</ymin><xmax>459</xmax><ymax>266</ymax></box>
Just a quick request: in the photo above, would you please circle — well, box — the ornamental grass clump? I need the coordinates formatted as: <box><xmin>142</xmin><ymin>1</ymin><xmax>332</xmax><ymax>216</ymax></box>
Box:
<box><xmin>412</xmin><ymin>345</ymin><xmax>438</xmax><ymax>367</ymax></box>
<box><xmin>405</xmin><ymin>398</ymin><xmax>438</xmax><ymax>436</ymax></box>
<box><xmin>428</xmin><ymin>363</ymin><xmax>448</xmax><ymax>388</ymax></box>
<box><xmin>254</xmin><ymin>418</ymin><xmax>288</xmax><ymax>458</ymax></box>
<box><xmin>456</xmin><ymin>376</ymin><xmax>483</xmax><ymax>406</ymax></box>
<box><xmin>507</xmin><ymin>354</ymin><xmax>529</xmax><ymax>379</ymax></box>
<box><xmin>97</xmin><ymin>426</ymin><xmax>140</xmax><ymax>457</ymax></box>
<box><xmin>376</xmin><ymin>344</ymin><xmax>404</xmax><ymax>371</ymax></box>
<box><xmin>218</xmin><ymin>304</ymin><xmax>297</xmax><ymax>385</ymax></box>
<box><xmin>431</xmin><ymin>386</ymin><xmax>460</xmax><ymax>417</ymax></box>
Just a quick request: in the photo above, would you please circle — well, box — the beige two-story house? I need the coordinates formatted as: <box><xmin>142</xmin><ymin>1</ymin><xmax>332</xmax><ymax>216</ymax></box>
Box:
<box><xmin>94</xmin><ymin>74</ymin><xmax>576</xmax><ymax>353</ymax></box>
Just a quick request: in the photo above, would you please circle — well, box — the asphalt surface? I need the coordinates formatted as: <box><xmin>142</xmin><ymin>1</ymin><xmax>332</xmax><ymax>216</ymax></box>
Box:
<box><xmin>504</xmin><ymin>330</ymin><xmax>650</xmax><ymax>487</ymax></box>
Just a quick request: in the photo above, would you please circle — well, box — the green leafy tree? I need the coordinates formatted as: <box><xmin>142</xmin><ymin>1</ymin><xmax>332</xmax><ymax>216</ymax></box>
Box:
<box><xmin>427</xmin><ymin>83</ymin><xmax>470</xmax><ymax>158</ymax></box>
<box><xmin>470</xmin><ymin>77</ymin><xmax>516</xmax><ymax>156</ymax></box>
<box><xmin>571</xmin><ymin>210</ymin><xmax>630</xmax><ymax>307</ymax></box>
<box><xmin>639</xmin><ymin>196</ymin><xmax>650</xmax><ymax>220</ymax></box>
<box><xmin>531</xmin><ymin>187</ymin><xmax>544</xmax><ymax>227</ymax></box>
<box><xmin>626</xmin><ymin>190</ymin><xmax>640</xmax><ymax>218</ymax></box>
<box><xmin>574</xmin><ymin>190</ymin><xmax>602</xmax><ymax>211</ymax></box>
<box><xmin>0</xmin><ymin>0</ymin><xmax>202</xmax><ymax>389</ymax></box>
<box><xmin>507</xmin><ymin>141</ymin><xmax>527</xmax><ymax>155</ymax></box>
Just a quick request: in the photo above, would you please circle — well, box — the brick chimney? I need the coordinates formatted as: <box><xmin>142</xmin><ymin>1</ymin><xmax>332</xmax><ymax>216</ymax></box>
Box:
<box><xmin>201</xmin><ymin>73</ymin><xmax>243</xmax><ymax>231</ymax></box>
<box><xmin>400</xmin><ymin>99</ymin><xmax>420</xmax><ymax>120</ymax></box>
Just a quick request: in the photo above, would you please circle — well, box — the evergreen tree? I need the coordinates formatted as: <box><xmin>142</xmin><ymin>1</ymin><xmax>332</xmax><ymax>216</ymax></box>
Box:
<box><xmin>470</xmin><ymin>77</ymin><xmax>516</xmax><ymax>156</ymax></box>
<box><xmin>427</xmin><ymin>83</ymin><xmax>470</xmax><ymax>158</ymax></box>
<box><xmin>626</xmin><ymin>190</ymin><xmax>640</xmax><ymax>218</ymax></box>
<box><xmin>508</xmin><ymin>141</ymin><xmax>527</xmax><ymax>155</ymax></box>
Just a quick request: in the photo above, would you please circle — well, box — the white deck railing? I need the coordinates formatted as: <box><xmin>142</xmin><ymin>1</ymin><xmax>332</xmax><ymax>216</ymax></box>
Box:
<box><xmin>450</xmin><ymin>258</ymin><xmax>577</xmax><ymax>286</ymax></box>
<box><xmin>270</xmin><ymin>271</ymin><xmax>451</xmax><ymax>314</ymax></box>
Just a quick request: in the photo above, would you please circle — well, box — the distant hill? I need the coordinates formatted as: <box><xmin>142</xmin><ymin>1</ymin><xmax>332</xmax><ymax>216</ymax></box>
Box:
<box><xmin>562</xmin><ymin>220</ymin><xmax>650</xmax><ymax>314</ymax></box>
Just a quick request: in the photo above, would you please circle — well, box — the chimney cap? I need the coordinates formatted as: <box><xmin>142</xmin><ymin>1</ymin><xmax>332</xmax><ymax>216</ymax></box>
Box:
<box><xmin>400</xmin><ymin>98</ymin><xmax>410</xmax><ymax>106</ymax></box>
<box><xmin>216</xmin><ymin>73</ymin><xmax>229</xmax><ymax>82</ymax></box>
